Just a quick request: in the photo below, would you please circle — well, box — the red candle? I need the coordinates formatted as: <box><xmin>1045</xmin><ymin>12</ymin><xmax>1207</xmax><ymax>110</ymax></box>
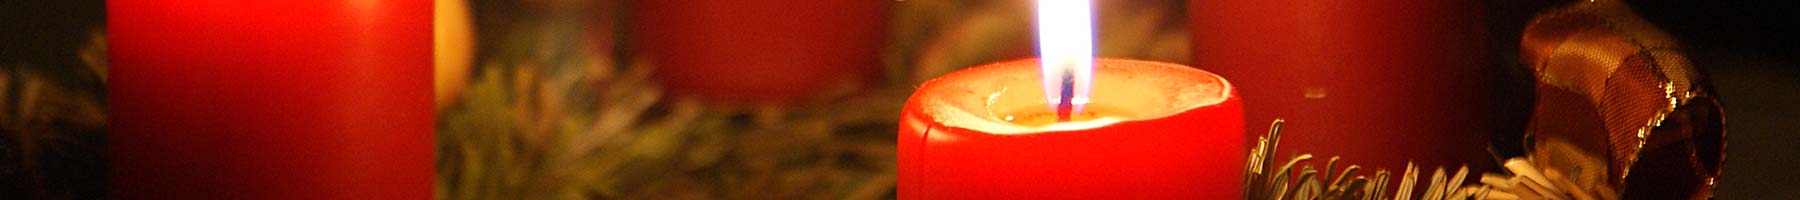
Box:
<box><xmin>108</xmin><ymin>1</ymin><xmax>432</xmax><ymax>199</ymax></box>
<box><xmin>898</xmin><ymin>58</ymin><xmax>1244</xmax><ymax>199</ymax></box>
<box><xmin>1190</xmin><ymin>0</ymin><xmax>1496</xmax><ymax>174</ymax></box>
<box><xmin>631</xmin><ymin>0</ymin><xmax>889</xmax><ymax>106</ymax></box>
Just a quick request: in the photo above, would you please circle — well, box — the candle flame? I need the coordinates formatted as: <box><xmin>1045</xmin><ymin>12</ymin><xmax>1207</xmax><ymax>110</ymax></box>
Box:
<box><xmin>1035</xmin><ymin>0</ymin><xmax>1095</xmax><ymax>119</ymax></box>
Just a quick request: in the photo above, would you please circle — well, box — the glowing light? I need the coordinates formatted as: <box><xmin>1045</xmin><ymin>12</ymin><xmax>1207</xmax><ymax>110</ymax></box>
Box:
<box><xmin>1035</xmin><ymin>0</ymin><xmax>1095</xmax><ymax>116</ymax></box>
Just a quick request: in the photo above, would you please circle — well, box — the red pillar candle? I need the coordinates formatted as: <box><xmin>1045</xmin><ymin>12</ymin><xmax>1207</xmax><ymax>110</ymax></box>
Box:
<box><xmin>108</xmin><ymin>1</ymin><xmax>432</xmax><ymax>198</ymax></box>
<box><xmin>1190</xmin><ymin>0</ymin><xmax>1496</xmax><ymax>174</ymax></box>
<box><xmin>632</xmin><ymin>0</ymin><xmax>889</xmax><ymax>106</ymax></box>
<box><xmin>898</xmin><ymin>59</ymin><xmax>1244</xmax><ymax>199</ymax></box>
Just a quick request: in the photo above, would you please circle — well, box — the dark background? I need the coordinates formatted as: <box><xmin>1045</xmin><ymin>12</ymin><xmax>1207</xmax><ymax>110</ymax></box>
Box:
<box><xmin>0</xmin><ymin>0</ymin><xmax>107</xmax><ymax>199</ymax></box>
<box><xmin>0</xmin><ymin>0</ymin><xmax>1794</xmax><ymax>198</ymax></box>
<box><xmin>0</xmin><ymin>0</ymin><xmax>105</xmax><ymax>89</ymax></box>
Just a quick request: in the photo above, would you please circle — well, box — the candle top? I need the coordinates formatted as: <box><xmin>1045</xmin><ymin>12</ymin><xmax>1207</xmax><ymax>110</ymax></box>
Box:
<box><xmin>914</xmin><ymin>58</ymin><xmax>1232</xmax><ymax>134</ymax></box>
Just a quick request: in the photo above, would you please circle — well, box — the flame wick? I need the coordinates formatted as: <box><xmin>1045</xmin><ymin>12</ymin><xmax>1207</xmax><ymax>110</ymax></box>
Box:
<box><xmin>1036</xmin><ymin>0</ymin><xmax>1094</xmax><ymax>119</ymax></box>
<box><xmin>1056</xmin><ymin>71</ymin><xmax>1075</xmax><ymax>122</ymax></box>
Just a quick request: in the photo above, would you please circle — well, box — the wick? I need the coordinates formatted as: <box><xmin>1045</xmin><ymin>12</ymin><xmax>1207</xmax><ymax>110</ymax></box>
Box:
<box><xmin>1056</xmin><ymin>71</ymin><xmax>1075</xmax><ymax>122</ymax></box>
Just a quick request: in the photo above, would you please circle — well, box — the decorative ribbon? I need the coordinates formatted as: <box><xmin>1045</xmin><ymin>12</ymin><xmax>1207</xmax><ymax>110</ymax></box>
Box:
<box><xmin>1520</xmin><ymin>0</ymin><xmax>1725</xmax><ymax>198</ymax></box>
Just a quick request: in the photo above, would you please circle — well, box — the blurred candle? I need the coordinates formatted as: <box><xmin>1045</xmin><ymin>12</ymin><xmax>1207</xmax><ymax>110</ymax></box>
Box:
<box><xmin>1190</xmin><ymin>0</ymin><xmax>1496</xmax><ymax>178</ymax></box>
<box><xmin>632</xmin><ymin>0</ymin><xmax>889</xmax><ymax>106</ymax></box>
<box><xmin>108</xmin><ymin>1</ymin><xmax>432</xmax><ymax>199</ymax></box>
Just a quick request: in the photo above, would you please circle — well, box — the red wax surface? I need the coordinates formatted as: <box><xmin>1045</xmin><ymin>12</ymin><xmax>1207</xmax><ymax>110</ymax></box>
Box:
<box><xmin>108</xmin><ymin>1</ymin><xmax>432</xmax><ymax>199</ymax></box>
<box><xmin>1190</xmin><ymin>0</ymin><xmax>1496</xmax><ymax>176</ymax></box>
<box><xmin>633</xmin><ymin>0</ymin><xmax>889</xmax><ymax>106</ymax></box>
<box><xmin>899</xmin><ymin>59</ymin><xmax>1244</xmax><ymax>199</ymax></box>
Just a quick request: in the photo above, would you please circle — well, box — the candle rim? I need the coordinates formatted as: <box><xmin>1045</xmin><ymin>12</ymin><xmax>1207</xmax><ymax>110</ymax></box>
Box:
<box><xmin>914</xmin><ymin>58</ymin><xmax>1234</xmax><ymax>135</ymax></box>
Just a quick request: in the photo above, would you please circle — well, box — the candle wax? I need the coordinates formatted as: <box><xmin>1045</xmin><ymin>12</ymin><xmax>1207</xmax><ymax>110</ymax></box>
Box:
<box><xmin>1000</xmin><ymin>104</ymin><xmax>1126</xmax><ymax>127</ymax></box>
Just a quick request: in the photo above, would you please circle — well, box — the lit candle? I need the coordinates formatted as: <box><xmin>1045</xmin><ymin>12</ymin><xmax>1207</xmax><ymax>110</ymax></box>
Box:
<box><xmin>898</xmin><ymin>59</ymin><xmax>1244</xmax><ymax>199</ymax></box>
<box><xmin>108</xmin><ymin>1</ymin><xmax>432</xmax><ymax>198</ymax></box>
<box><xmin>898</xmin><ymin>0</ymin><xmax>1244</xmax><ymax>198</ymax></box>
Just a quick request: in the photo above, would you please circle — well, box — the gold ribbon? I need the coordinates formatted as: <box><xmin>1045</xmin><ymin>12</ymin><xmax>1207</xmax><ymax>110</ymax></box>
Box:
<box><xmin>1520</xmin><ymin>0</ymin><xmax>1725</xmax><ymax>198</ymax></box>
